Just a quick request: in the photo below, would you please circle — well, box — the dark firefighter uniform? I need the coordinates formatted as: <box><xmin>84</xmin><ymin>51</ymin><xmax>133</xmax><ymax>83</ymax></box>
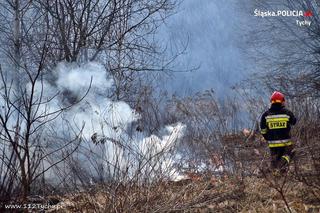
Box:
<box><xmin>260</xmin><ymin>91</ymin><xmax>297</xmax><ymax>173</ymax></box>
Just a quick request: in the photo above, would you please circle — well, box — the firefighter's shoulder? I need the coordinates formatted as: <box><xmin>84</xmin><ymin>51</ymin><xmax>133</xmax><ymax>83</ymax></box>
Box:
<box><xmin>282</xmin><ymin>107</ymin><xmax>294</xmax><ymax>116</ymax></box>
<box><xmin>261</xmin><ymin>109</ymin><xmax>271</xmax><ymax>117</ymax></box>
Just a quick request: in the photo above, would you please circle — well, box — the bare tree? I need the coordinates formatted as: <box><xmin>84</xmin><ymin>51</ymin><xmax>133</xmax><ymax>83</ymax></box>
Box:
<box><xmin>31</xmin><ymin>0</ymin><xmax>180</xmax><ymax>100</ymax></box>
<box><xmin>0</xmin><ymin>57</ymin><xmax>90</xmax><ymax>204</ymax></box>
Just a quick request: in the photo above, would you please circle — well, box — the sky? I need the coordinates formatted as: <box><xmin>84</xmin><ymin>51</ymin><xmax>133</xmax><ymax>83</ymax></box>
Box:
<box><xmin>160</xmin><ymin>0</ymin><xmax>251</xmax><ymax>96</ymax></box>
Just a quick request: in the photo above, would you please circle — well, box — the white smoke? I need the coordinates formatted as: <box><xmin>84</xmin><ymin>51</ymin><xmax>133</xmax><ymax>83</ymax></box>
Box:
<box><xmin>137</xmin><ymin>123</ymin><xmax>186</xmax><ymax>179</ymax></box>
<box><xmin>29</xmin><ymin>62</ymin><xmax>185</xmax><ymax>182</ymax></box>
<box><xmin>56</xmin><ymin>62</ymin><xmax>112</xmax><ymax>94</ymax></box>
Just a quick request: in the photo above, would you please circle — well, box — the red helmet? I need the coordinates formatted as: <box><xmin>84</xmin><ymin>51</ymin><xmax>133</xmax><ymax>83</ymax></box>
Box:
<box><xmin>270</xmin><ymin>91</ymin><xmax>285</xmax><ymax>104</ymax></box>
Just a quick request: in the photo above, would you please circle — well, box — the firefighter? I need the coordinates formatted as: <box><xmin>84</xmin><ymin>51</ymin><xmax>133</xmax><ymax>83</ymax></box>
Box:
<box><xmin>260</xmin><ymin>91</ymin><xmax>297</xmax><ymax>175</ymax></box>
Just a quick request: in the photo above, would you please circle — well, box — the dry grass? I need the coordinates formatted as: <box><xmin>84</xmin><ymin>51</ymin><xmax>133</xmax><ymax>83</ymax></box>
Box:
<box><xmin>45</xmin><ymin>172</ymin><xmax>320</xmax><ymax>213</ymax></box>
<box><xmin>45</xmin><ymin>133</ymin><xmax>320</xmax><ymax>213</ymax></box>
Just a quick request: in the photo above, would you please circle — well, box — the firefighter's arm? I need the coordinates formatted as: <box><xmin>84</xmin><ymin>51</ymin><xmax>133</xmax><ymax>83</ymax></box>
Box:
<box><xmin>260</xmin><ymin>113</ymin><xmax>268</xmax><ymax>140</ymax></box>
<box><xmin>288</xmin><ymin>111</ymin><xmax>297</xmax><ymax>125</ymax></box>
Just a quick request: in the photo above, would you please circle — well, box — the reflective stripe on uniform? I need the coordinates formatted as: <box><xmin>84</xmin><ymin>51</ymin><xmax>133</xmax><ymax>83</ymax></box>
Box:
<box><xmin>268</xmin><ymin>139</ymin><xmax>290</xmax><ymax>144</ymax></box>
<box><xmin>260</xmin><ymin>128</ymin><xmax>267</xmax><ymax>134</ymax></box>
<box><xmin>266</xmin><ymin>117</ymin><xmax>289</xmax><ymax>122</ymax></box>
<box><xmin>268</xmin><ymin>139</ymin><xmax>292</xmax><ymax>147</ymax></box>
<box><xmin>269</xmin><ymin>142</ymin><xmax>292</xmax><ymax>147</ymax></box>
<box><xmin>282</xmin><ymin>155</ymin><xmax>290</xmax><ymax>163</ymax></box>
<box><xmin>265</xmin><ymin>114</ymin><xmax>290</xmax><ymax>119</ymax></box>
